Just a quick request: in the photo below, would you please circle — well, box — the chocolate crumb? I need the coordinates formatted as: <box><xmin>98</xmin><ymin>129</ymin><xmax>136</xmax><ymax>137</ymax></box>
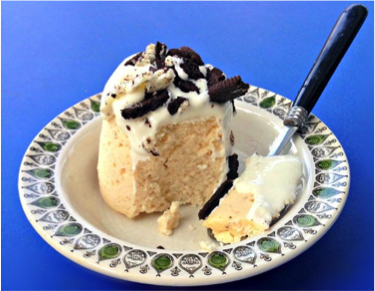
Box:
<box><xmin>198</xmin><ymin>180</ymin><xmax>233</xmax><ymax>220</ymax></box>
<box><xmin>145</xmin><ymin>118</ymin><xmax>152</xmax><ymax>128</ymax></box>
<box><xmin>227</xmin><ymin>153</ymin><xmax>239</xmax><ymax>180</ymax></box>
<box><xmin>207</xmin><ymin>68</ymin><xmax>225</xmax><ymax>87</ymax></box>
<box><xmin>124</xmin><ymin>52</ymin><xmax>143</xmax><ymax>66</ymax></box>
<box><xmin>111</xmin><ymin>93</ymin><xmax>117</xmax><ymax>98</ymax></box>
<box><xmin>156</xmin><ymin>245</ymin><xmax>165</xmax><ymax>249</ymax></box>
<box><xmin>126</xmin><ymin>125</ymin><xmax>131</xmax><ymax>131</ymax></box>
<box><xmin>121</xmin><ymin>90</ymin><xmax>170</xmax><ymax>119</ymax></box>
<box><xmin>167</xmin><ymin>97</ymin><xmax>189</xmax><ymax>115</ymax></box>
<box><xmin>209</xmin><ymin>76</ymin><xmax>249</xmax><ymax>103</ymax></box>
<box><xmin>229</xmin><ymin>131</ymin><xmax>235</xmax><ymax>146</ymax></box>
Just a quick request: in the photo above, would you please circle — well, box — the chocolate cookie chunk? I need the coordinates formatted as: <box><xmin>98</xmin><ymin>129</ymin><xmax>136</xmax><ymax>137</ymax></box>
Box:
<box><xmin>209</xmin><ymin>76</ymin><xmax>249</xmax><ymax>103</ymax></box>
<box><xmin>173</xmin><ymin>75</ymin><xmax>199</xmax><ymax>93</ymax></box>
<box><xmin>207</xmin><ymin>67</ymin><xmax>225</xmax><ymax>87</ymax></box>
<box><xmin>180</xmin><ymin>58</ymin><xmax>204</xmax><ymax>80</ymax></box>
<box><xmin>167</xmin><ymin>97</ymin><xmax>188</xmax><ymax>115</ymax></box>
<box><xmin>155</xmin><ymin>41</ymin><xmax>167</xmax><ymax>60</ymax></box>
<box><xmin>166</xmin><ymin>48</ymin><xmax>186</xmax><ymax>59</ymax></box>
<box><xmin>124</xmin><ymin>52</ymin><xmax>143</xmax><ymax>66</ymax></box>
<box><xmin>227</xmin><ymin>154</ymin><xmax>239</xmax><ymax>180</ymax></box>
<box><xmin>180</xmin><ymin>46</ymin><xmax>204</xmax><ymax>66</ymax></box>
<box><xmin>121</xmin><ymin>90</ymin><xmax>170</xmax><ymax>119</ymax></box>
<box><xmin>198</xmin><ymin>180</ymin><xmax>234</xmax><ymax>220</ymax></box>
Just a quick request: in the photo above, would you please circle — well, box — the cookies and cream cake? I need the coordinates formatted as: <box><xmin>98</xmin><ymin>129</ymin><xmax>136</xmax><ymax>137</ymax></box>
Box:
<box><xmin>98</xmin><ymin>42</ymin><xmax>248</xmax><ymax>219</ymax></box>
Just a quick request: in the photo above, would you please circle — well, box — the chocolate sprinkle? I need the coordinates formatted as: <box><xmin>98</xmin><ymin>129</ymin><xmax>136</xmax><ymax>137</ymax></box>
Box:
<box><xmin>206</xmin><ymin>68</ymin><xmax>225</xmax><ymax>87</ymax></box>
<box><xmin>198</xmin><ymin>180</ymin><xmax>233</xmax><ymax>220</ymax></box>
<box><xmin>124</xmin><ymin>52</ymin><xmax>143</xmax><ymax>66</ymax></box>
<box><xmin>156</xmin><ymin>245</ymin><xmax>165</xmax><ymax>249</ymax></box>
<box><xmin>180</xmin><ymin>46</ymin><xmax>204</xmax><ymax>66</ymax></box>
<box><xmin>208</xmin><ymin>76</ymin><xmax>249</xmax><ymax>103</ymax></box>
<box><xmin>167</xmin><ymin>97</ymin><xmax>188</xmax><ymax>115</ymax></box>
<box><xmin>227</xmin><ymin>154</ymin><xmax>239</xmax><ymax>180</ymax></box>
<box><xmin>121</xmin><ymin>90</ymin><xmax>170</xmax><ymax>119</ymax></box>
<box><xmin>126</xmin><ymin>125</ymin><xmax>131</xmax><ymax>131</ymax></box>
<box><xmin>180</xmin><ymin>58</ymin><xmax>204</xmax><ymax>80</ymax></box>
<box><xmin>150</xmin><ymin>149</ymin><xmax>160</xmax><ymax>157</ymax></box>
<box><xmin>111</xmin><ymin>93</ymin><xmax>117</xmax><ymax>98</ymax></box>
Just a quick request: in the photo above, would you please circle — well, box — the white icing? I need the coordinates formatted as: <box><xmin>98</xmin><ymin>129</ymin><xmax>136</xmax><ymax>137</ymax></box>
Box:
<box><xmin>100</xmin><ymin>44</ymin><xmax>233</xmax><ymax>175</ymax></box>
<box><xmin>234</xmin><ymin>154</ymin><xmax>302</xmax><ymax>228</ymax></box>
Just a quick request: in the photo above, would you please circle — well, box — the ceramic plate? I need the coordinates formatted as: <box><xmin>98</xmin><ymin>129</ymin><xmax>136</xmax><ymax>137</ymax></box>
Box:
<box><xmin>19</xmin><ymin>86</ymin><xmax>350</xmax><ymax>286</ymax></box>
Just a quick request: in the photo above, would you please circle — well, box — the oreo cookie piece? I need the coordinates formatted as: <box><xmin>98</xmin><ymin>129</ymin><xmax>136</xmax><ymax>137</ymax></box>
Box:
<box><xmin>180</xmin><ymin>46</ymin><xmax>204</xmax><ymax>66</ymax></box>
<box><xmin>227</xmin><ymin>153</ymin><xmax>239</xmax><ymax>180</ymax></box>
<box><xmin>209</xmin><ymin>76</ymin><xmax>249</xmax><ymax>103</ymax></box>
<box><xmin>124</xmin><ymin>52</ymin><xmax>143</xmax><ymax>66</ymax></box>
<box><xmin>167</xmin><ymin>97</ymin><xmax>188</xmax><ymax>115</ymax></box>
<box><xmin>121</xmin><ymin>90</ymin><xmax>170</xmax><ymax>119</ymax></box>
<box><xmin>180</xmin><ymin>58</ymin><xmax>204</xmax><ymax>80</ymax></box>
<box><xmin>207</xmin><ymin>68</ymin><xmax>225</xmax><ymax>87</ymax></box>
<box><xmin>198</xmin><ymin>180</ymin><xmax>233</xmax><ymax>220</ymax></box>
<box><xmin>155</xmin><ymin>41</ymin><xmax>167</xmax><ymax>60</ymax></box>
<box><xmin>166</xmin><ymin>48</ymin><xmax>186</xmax><ymax>59</ymax></box>
<box><xmin>150</xmin><ymin>59</ymin><xmax>165</xmax><ymax>72</ymax></box>
<box><xmin>173</xmin><ymin>75</ymin><xmax>199</xmax><ymax>93</ymax></box>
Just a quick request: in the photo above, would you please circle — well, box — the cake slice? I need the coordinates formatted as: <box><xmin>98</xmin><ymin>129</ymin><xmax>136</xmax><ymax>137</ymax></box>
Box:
<box><xmin>199</xmin><ymin>154</ymin><xmax>303</xmax><ymax>243</ymax></box>
<box><xmin>98</xmin><ymin>42</ymin><xmax>249</xmax><ymax>218</ymax></box>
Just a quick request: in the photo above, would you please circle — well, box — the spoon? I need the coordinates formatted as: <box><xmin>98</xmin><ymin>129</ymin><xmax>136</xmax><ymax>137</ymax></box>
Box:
<box><xmin>203</xmin><ymin>4</ymin><xmax>368</xmax><ymax>241</ymax></box>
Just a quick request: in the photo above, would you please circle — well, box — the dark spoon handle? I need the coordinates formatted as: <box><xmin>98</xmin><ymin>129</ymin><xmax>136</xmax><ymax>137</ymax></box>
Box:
<box><xmin>285</xmin><ymin>4</ymin><xmax>368</xmax><ymax>124</ymax></box>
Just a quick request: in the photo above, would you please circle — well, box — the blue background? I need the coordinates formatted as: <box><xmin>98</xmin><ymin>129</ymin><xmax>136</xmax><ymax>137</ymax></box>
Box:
<box><xmin>2</xmin><ymin>2</ymin><xmax>374</xmax><ymax>290</ymax></box>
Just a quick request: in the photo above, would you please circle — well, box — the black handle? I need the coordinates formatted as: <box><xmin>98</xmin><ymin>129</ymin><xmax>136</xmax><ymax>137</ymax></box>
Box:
<box><xmin>292</xmin><ymin>4</ymin><xmax>368</xmax><ymax>114</ymax></box>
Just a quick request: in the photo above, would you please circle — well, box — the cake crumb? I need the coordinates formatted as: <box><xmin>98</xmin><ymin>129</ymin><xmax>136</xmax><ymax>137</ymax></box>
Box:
<box><xmin>157</xmin><ymin>201</ymin><xmax>181</xmax><ymax>236</ymax></box>
<box><xmin>199</xmin><ymin>240</ymin><xmax>218</xmax><ymax>252</ymax></box>
<box><xmin>197</xmin><ymin>164</ymin><xmax>208</xmax><ymax>170</ymax></box>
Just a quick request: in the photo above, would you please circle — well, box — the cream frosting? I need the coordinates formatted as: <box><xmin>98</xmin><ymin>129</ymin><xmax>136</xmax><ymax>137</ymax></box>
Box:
<box><xmin>233</xmin><ymin>154</ymin><xmax>302</xmax><ymax>228</ymax></box>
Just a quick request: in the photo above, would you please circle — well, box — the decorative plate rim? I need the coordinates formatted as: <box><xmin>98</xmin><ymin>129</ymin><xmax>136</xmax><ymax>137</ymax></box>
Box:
<box><xmin>18</xmin><ymin>86</ymin><xmax>350</xmax><ymax>286</ymax></box>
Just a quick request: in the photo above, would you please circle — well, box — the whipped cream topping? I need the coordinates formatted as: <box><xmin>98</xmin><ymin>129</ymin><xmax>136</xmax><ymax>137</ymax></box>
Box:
<box><xmin>100</xmin><ymin>43</ymin><xmax>234</xmax><ymax>173</ymax></box>
<box><xmin>234</xmin><ymin>154</ymin><xmax>302</xmax><ymax>228</ymax></box>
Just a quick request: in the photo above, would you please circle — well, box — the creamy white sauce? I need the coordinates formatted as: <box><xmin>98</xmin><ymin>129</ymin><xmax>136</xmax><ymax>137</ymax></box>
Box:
<box><xmin>234</xmin><ymin>154</ymin><xmax>302</xmax><ymax>228</ymax></box>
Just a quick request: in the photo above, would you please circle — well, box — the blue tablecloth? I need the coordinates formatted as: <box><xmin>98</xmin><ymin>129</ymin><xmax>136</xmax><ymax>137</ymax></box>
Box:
<box><xmin>2</xmin><ymin>2</ymin><xmax>374</xmax><ymax>290</ymax></box>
